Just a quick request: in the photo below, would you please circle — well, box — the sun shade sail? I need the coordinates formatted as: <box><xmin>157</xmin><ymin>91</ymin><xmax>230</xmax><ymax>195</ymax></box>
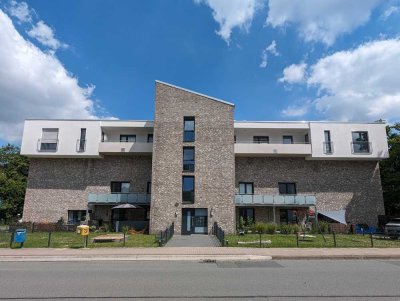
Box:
<box><xmin>318</xmin><ymin>210</ymin><xmax>346</xmax><ymax>224</ymax></box>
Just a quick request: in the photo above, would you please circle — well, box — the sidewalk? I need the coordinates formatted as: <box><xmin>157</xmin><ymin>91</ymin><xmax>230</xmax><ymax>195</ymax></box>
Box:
<box><xmin>0</xmin><ymin>247</ymin><xmax>400</xmax><ymax>262</ymax></box>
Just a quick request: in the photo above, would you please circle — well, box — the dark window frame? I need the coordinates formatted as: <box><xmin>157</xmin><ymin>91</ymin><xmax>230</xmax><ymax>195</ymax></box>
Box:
<box><xmin>238</xmin><ymin>182</ymin><xmax>254</xmax><ymax>195</ymax></box>
<box><xmin>283</xmin><ymin>135</ymin><xmax>294</xmax><ymax>144</ymax></box>
<box><xmin>253</xmin><ymin>136</ymin><xmax>269</xmax><ymax>144</ymax></box>
<box><xmin>120</xmin><ymin>135</ymin><xmax>136</xmax><ymax>142</ymax></box>
<box><xmin>147</xmin><ymin>134</ymin><xmax>153</xmax><ymax>143</ymax></box>
<box><xmin>78</xmin><ymin>128</ymin><xmax>86</xmax><ymax>152</ymax></box>
<box><xmin>182</xmin><ymin>176</ymin><xmax>195</xmax><ymax>204</ymax></box>
<box><xmin>239</xmin><ymin>208</ymin><xmax>255</xmax><ymax>223</ymax></box>
<box><xmin>147</xmin><ymin>182</ymin><xmax>151</xmax><ymax>194</ymax></box>
<box><xmin>183</xmin><ymin>147</ymin><xmax>195</xmax><ymax>172</ymax></box>
<box><xmin>183</xmin><ymin>116</ymin><xmax>195</xmax><ymax>142</ymax></box>
<box><xmin>111</xmin><ymin>181</ymin><xmax>131</xmax><ymax>194</ymax></box>
<box><xmin>324</xmin><ymin>130</ymin><xmax>333</xmax><ymax>154</ymax></box>
<box><xmin>352</xmin><ymin>131</ymin><xmax>370</xmax><ymax>153</ymax></box>
<box><xmin>278</xmin><ymin>182</ymin><xmax>297</xmax><ymax>195</ymax></box>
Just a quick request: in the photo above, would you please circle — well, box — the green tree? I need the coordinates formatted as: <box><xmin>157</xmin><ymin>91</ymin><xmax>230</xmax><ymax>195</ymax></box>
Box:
<box><xmin>0</xmin><ymin>144</ymin><xmax>29</xmax><ymax>223</ymax></box>
<box><xmin>380</xmin><ymin>123</ymin><xmax>400</xmax><ymax>216</ymax></box>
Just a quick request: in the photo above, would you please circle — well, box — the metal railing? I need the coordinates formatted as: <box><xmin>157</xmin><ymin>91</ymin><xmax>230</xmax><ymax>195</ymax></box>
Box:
<box><xmin>212</xmin><ymin>222</ymin><xmax>225</xmax><ymax>246</ymax></box>
<box><xmin>235</xmin><ymin>194</ymin><xmax>316</xmax><ymax>206</ymax></box>
<box><xmin>323</xmin><ymin>141</ymin><xmax>334</xmax><ymax>154</ymax></box>
<box><xmin>158</xmin><ymin>222</ymin><xmax>174</xmax><ymax>246</ymax></box>
<box><xmin>37</xmin><ymin>139</ymin><xmax>58</xmax><ymax>152</ymax></box>
<box><xmin>88</xmin><ymin>193</ymin><xmax>151</xmax><ymax>204</ymax></box>
<box><xmin>76</xmin><ymin>139</ymin><xmax>86</xmax><ymax>152</ymax></box>
<box><xmin>235</xmin><ymin>140</ymin><xmax>310</xmax><ymax>144</ymax></box>
<box><xmin>351</xmin><ymin>141</ymin><xmax>372</xmax><ymax>154</ymax></box>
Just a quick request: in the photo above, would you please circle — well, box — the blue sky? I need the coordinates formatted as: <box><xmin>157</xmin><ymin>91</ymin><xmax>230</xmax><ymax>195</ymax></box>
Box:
<box><xmin>1</xmin><ymin>0</ymin><xmax>400</xmax><ymax>145</ymax></box>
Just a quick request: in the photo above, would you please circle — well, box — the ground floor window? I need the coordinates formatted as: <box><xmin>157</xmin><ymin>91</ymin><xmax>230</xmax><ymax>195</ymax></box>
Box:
<box><xmin>68</xmin><ymin>210</ymin><xmax>86</xmax><ymax>223</ymax></box>
<box><xmin>239</xmin><ymin>208</ymin><xmax>255</xmax><ymax>223</ymax></box>
<box><xmin>280</xmin><ymin>209</ymin><xmax>298</xmax><ymax>224</ymax></box>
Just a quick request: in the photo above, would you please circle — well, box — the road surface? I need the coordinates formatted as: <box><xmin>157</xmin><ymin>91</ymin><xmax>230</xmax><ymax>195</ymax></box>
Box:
<box><xmin>0</xmin><ymin>260</ymin><xmax>399</xmax><ymax>300</ymax></box>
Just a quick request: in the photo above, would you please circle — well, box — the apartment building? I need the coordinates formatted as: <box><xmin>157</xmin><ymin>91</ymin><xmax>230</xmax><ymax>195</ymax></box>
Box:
<box><xmin>20</xmin><ymin>81</ymin><xmax>389</xmax><ymax>234</ymax></box>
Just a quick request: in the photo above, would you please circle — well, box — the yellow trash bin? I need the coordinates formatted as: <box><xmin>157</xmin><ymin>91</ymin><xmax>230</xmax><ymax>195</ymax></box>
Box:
<box><xmin>77</xmin><ymin>225</ymin><xmax>89</xmax><ymax>236</ymax></box>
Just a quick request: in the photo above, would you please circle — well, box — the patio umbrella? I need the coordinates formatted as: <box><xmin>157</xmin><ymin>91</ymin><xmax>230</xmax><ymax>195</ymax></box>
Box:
<box><xmin>112</xmin><ymin>204</ymin><xmax>142</xmax><ymax>210</ymax></box>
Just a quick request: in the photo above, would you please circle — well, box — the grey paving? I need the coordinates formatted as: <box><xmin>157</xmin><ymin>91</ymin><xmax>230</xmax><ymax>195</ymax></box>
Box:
<box><xmin>0</xmin><ymin>260</ymin><xmax>400</xmax><ymax>300</ymax></box>
<box><xmin>165</xmin><ymin>234</ymin><xmax>221</xmax><ymax>247</ymax></box>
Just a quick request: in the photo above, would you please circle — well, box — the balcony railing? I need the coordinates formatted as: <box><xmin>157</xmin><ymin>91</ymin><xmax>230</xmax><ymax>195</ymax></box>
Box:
<box><xmin>98</xmin><ymin>140</ymin><xmax>153</xmax><ymax>153</ymax></box>
<box><xmin>323</xmin><ymin>141</ymin><xmax>334</xmax><ymax>154</ymax></box>
<box><xmin>37</xmin><ymin>139</ymin><xmax>58</xmax><ymax>152</ymax></box>
<box><xmin>76</xmin><ymin>139</ymin><xmax>86</xmax><ymax>152</ymax></box>
<box><xmin>235</xmin><ymin>194</ymin><xmax>316</xmax><ymax>206</ymax></box>
<box><xmin>234</xmin><ymin>141</ymin><xmax>312</xmax><ymax>155</ymax></box>
<box><xmin>351</xmin><ymin>141</ymin><xmax>372</xmax><ymax>154</ymax></box>
<box><xmin>88</xmin><ymin>193</ymin><xmax>151</xmax><ymax>204</ymax></box>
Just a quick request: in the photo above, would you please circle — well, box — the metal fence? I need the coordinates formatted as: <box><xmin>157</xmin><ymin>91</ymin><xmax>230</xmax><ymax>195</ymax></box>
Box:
<box><xmin>158</xmin><ymin>222</ymin><xmax>174</xmax><ymax>246</ymax></box>
<box><xmin>212</xmin><ymin>222</ymin><xmax>225</xmax><ymax>246</ymax></box>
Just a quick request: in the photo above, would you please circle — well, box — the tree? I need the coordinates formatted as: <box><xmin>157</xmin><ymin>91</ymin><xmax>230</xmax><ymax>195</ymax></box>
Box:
<box><xmin>380</xmin><ymin>123</ymin><xmax>400</xmax><ymax>216</ymax></box>
<box><xmin>0</xmin><ymin>144</ymin><xmax>29</xmax><ymax>223</ymax></box>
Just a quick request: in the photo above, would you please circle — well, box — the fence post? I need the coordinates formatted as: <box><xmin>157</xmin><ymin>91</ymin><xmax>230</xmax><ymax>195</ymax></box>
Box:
<box><xmin>259</xmin><ymin>231</ymin><xmax>262</xmax><ymax>248</ymax></box>
<box><xmin>47</xmin><ymin>231</ymin><xmax>52</xmax><ymax>248</ymax></box>
<box><xmin>333</xmin><ymin>231</ymin><xmax>336</xmax><ymax>248</ymax></box>
<box><xmin>370</xmin><ymin>232</ymin><xmax>374</xmax><ymax>248</ymax></box>
<box><xmin>123</xmin><ymin>232</ymin><xmax>126</xmax><ymax>247</ymax></box>
<box><xmin>296</xmin><ymin>232</ymin><xmax>299</xmax><ymax>247</ymax></box>
<box><xmin>9</xmin><ymin>232</ymin><xmax>14</xmax><ymax>248</ymax></box>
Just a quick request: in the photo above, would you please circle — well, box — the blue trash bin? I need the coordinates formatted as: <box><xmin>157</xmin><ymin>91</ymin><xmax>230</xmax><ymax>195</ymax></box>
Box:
<box><xmin>14</xmin><ymin>229</ymin><xmax>27</xmax><ymax>244</ymax></box>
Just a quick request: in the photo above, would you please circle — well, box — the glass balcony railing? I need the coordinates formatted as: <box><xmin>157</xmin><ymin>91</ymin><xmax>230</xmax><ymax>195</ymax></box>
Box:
<box><xmin>37</xmin><ymin>139</ymin><xmax>58</xmax><ymax>152</ymax></box>
<box><xmin>88</xmin><ymin>193</ymin><xmax>151</xmax><ymax>204</ymax></box>
<box><xmin>323</xmin><ymin>141</ymin><xmax>334</xmax><ymax>154</ymax></box>
<box><xmin>235</xmin><ymin>194</ymin><xmax>316</xmax><ymax>206</ymax></box>
<box><xmin>351</xmin><ymin>141</ymin><xmax>372</xmax><ymax>154</ymax></box>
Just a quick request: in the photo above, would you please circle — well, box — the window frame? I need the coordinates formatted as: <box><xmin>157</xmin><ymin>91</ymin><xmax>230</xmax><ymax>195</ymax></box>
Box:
<box><xmin>182</xmin><ymin>176</ymin><xmax>195</xmax><ymax>204</ymax></box>
<box><xmin>120</xmin><ymin>135</ymin><xmax>136</xmax><ymax>142</ymax></box>
<box><xmin>238</xmin><ymin>182</ymin><xmax>254</xmax><ymax>195</ymax></box>
<box><xmin>147</xmin><ymin>134</ymin><xmax>153</xmax><ymax>143</ymax></box>
<box><xmin>183</xmin><ymin>116</ymin><xmax>195</xmax><ymax>142</ymax></box>
<box><xmin>253</xmin><ymin>136</ymin><xmax>269</xmax><ymax>144</ymax></box>
<box><xmin>39</xmin><ymin>128</ymin><xmax>59</xmax><ymax>152</ymax></box>
<box><xmin>278</xmin><ymin>182</ymin><xmax>297</xmax><ymax>195</ymax></box>
<box><xmin>147</xmin><ymin>182</ymin><xmax>151</xmax><ymax>194</ymax></box>
<box><xmin>351</xmin><ymin>131</ymin><xmax>370</xmax><ymax>153</ymax></box>
<box><xmin>183</xmin><ymin>146</ymin><xmax>195</xmax><ymax>172</ymax></box>
<box><xmin>110</xmin><ymin>181</ymin><xmax>131</xmax><ymax>194</ymax></box>
<box><xmin>282</xmin><ymin>135</ymin><xmax>293</xmax><ymax>144</ymax></box>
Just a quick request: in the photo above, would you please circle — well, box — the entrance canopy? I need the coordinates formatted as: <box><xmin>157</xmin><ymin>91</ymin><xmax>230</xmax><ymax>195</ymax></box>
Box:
<box><xmin>318</xmin><ymin>210</ymin><xmax>346</xmax><ymax>224</ymax></box>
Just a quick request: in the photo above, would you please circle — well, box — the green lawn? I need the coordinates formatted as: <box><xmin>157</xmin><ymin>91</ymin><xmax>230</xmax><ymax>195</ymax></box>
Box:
<box><xmin>0</xmin><ymin>231</ymin><xmax>158</xmax><ymax>248</ymax></box>
<box><xmin>225</xmin><ymin>233</ymin><xmax>400</xmax><ymax>248</ymax></box>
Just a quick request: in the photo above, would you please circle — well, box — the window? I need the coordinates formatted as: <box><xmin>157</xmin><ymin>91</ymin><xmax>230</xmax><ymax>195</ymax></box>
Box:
<box><xmin>183</xmin><ymin>117</ymin><xmax>195</xmax><ymax>142</ymax></box>
<box><xmin>111</xmin><ymin>181</ymin><xmax>130</xmax><ymax>193</ymax></box>
<box><xmin>78</xmin><ymin>128</ymin><xmax>86</xmax><ymax>152</ymax></box>
<box><xmin>283</xmin><ymin>136</ymin><xmax>293</xmax><ymax>144</ymax></box>
<box><xmin>68</xmin><ymin>210</ymin><xmax>86</xmax><ymax>223</ymax></box>
<box><xmin>305</xmin><ymin>134</ymin><xmax>309</xmax><ymax>143</ymax></box>
<box><xmin>239</xmin><ymin>182</ymin><xmax>253</xmax><ymax>195</ymax></box>
<box><xmin>147</xmin><ymin>134</ymin><xmax>153</xmax><ymax>143</ymax></box>
<box><xmin>253</xmin><ymin>136</ymin><xmax>269</xmax><ymax>144</ymax></box>
<box><xmin>147</xmin><ymin>182</ymin><xmax>151</xmax><ymax>194</ymax></box>
<box><xmin>239</xmin><ymin>208</ymin><xmax>255</xmax><ymax>223</ymax></box>
<box><xmin>280</xmin><ymin>209</ymin><xmax>298</xmax><ymax>224</ymax></box>
<box><xmin>278</xmin><ymin>182</ymin><xmax>297</xmax><ymax>195</ymax></box>
<box><xmin>120</xmin><ymin>135</ymin><xmax>136</xmax><ymax>142</ymax></box>
<box><xmin>182</xmin><ymin>176</ymin><xmax>195</xmax><ymax>203</ymax></box>
<box><xmin>352</xmin><ymin>131</ymin><xmax>370</xmax><ymax>153</ymax></box>
<box><xmin>40</xmin><ymin>128</ymin><xmax>59</xmax><ymax>151</ymax></box>
<box><xmin>234</xmin><ymin>135</ymin><xmax>236</xmax><ymax>143</ymax></box>
<box><xmin>183</xmin><ymin>147</ymin><xmax>195</xmax><ymax>171</ymax></box>
<box><xmin>324</xmin><ymin>130</ymin><xmax>333</xmax><ymax>154</ymax></box>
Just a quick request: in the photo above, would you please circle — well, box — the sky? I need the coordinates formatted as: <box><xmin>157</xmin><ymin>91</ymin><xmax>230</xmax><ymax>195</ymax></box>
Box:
<box><xmin>0</xmin><ymin>0</ymin><xmax>400</xmax><ymax>145</ymax></box>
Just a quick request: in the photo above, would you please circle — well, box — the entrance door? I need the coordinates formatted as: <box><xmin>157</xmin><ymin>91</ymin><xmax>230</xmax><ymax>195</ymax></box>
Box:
<box><xmin>182</xmin><ymin>208</ymin><xmax>208</xmax><ymax>235</ymax></box>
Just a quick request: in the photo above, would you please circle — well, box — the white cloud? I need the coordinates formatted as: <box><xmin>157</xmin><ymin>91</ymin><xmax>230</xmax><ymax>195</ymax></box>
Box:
<box><xmin>281</xmin><ymin>104</ymin><xmax>309</xmax><ymax>117</ymax></box>
<box><xmin>266</xmin><ymin>0</ymin><xmax>380</xmax><ymax>46</ymax></box>
<box><xmin>281</xmin><ymin>39</ymin><xmax>400</xmax><ymax>121</ymax></box>
<box><xmin>28</xmin><ymin>20</ymin><xmax>67</xmax><ymax>50</ymax></box>
<box><xmin>259</xmin><ymin>40</ymin><xmax>279</xmax><ymax>68</ymax></box>
<box><xmin>7</xmin><ymin>0</ymin><xmax>32</xmax><ymax>23</ymax></box>
<box><xmin>278</xmin><ymin>63</ymin><xmax>307</xmax><ymax>83</ymax></box>
<box><xmin>0</xmin><ymin>10</ymin><xmax>109</xmax><ymax>142</ymax></box>
<box><xmin>382</xmin><ymin>5</ymin><xmax>400</xmax><ymax>19</ymax></box>
<box><xmin>194</xmin><ymin>0</ymin><xmax>264</xmax><ymax>44</ymax></box>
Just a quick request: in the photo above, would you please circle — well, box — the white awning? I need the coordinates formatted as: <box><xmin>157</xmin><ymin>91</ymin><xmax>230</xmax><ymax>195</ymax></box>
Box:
<box><xmin>318</xmin><ymin>210</ymin><xmax>346</xmax><ymax>224</ymax></box>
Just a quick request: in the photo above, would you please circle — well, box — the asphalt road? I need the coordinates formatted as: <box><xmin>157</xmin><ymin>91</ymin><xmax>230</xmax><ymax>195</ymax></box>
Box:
<box><xmin>0</xmin><ymin>260</ymin><xmax>400</xmax><ymax>300</ymax></box>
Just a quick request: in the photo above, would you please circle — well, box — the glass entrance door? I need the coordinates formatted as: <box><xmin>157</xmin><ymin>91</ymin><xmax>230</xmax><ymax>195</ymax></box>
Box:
<box><xmin>182</xmin><ymin>208</ymin><xmax>208</xmax><ymax>235</ymax></box>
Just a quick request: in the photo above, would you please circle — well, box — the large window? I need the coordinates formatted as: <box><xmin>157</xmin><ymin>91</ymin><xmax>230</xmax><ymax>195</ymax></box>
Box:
<box><xmin>239</xmin><ymin>182</ymin><xmax>254</xmax><ymax>195</ymax></box>
<box><xmin>253</xmin><ymin>136</ymin><xmax>269</xmax><ymax>144</ymax></box>
<box><xmin>278</xmin><ymin>182</ymin><xmax>297</xmax><ymax>195</ymax></box>
<box><xmin>78</xmin><ymin>128</ymin><xmax>86</xmax><ymax>152</ymax></box>
<box><xmin>283</xmin><ymin>135</ymin><xmax>293</xmax><ymax>144</ymax></box>
<box><xmin>239</xmin><ymin>208</ymin><xmax>255</xmax><ymax>223</ymax></box>
<box><xmin>183</xmin><ymin>117</ymin><xmax>195</xmax><ymax>142</ymax></box>
<box><xmin>120</xmin><ymin>135</ymin><xmax>136</xmax><ymax>142</ymax></box>
<box><xmin>68</xmin><ymin>210</ymin><xmax>86</xmax><ymax>223</ymax></box>
<box><xmin>352</xmin><ymin>131</ymin><xmax>370</xmax><ymax>153</ymax></box>
<box><xmin>111</xmin><ymin>181</ymin><xmax>130</xmax><ymax>193</ymax></box>
<box><xmin>40</xmin><ymin>128</ymin><xmax>59</xmax><ymax>151</ymax></box>
<box><xmin>183</xmin><ymin>147</ymin><xmax>195</xmax><ymax>171</ymax></box>
<box><xmin>182</xmin><ymin>176</ymin><xmax>195</xmax><ymax>203</ymax></box>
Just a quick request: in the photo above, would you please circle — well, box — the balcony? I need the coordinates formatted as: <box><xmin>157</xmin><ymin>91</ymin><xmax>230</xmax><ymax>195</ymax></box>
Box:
<box><xmin>235</xmin><ymin>141</ymin><xmax>311</xmax><ymax>156</ymax></box>
<box><xmin>235</xmin><ymin>194</ymin><xmax>316</xmax><ymax>206</ymax></box>
<box><xmin>98</xmin><ymin>141</ymin><xmax>153</xmax><ymax>154</ymax></box>
<box><xmin>88</xmin><ymin>193</ymin><xmax>151</xmax><ymax>204</ymax></box>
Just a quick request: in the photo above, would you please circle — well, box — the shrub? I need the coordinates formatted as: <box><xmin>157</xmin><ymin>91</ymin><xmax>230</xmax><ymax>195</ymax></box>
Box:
<box><xmin>251</xmin><ymin>222</ymin><xmax>267</xmax><ymax>234</ymax></box>
<box><xmin>122</xmin><ymin>226</ymin><xmax>130</xmax><ymax>234</ymax></box>
<box><xmin>280</xmin><ymin>224</ymin><xmax>290</xmax><ymax>234</ymax></box>
<box><xmin>265</xmin><ymin>223</ymin><xmax>277</xmax><ymax>234</ymax></box>
<box><xmin>289</xmin><ymin>224</ymin><xmax>300</xmax><ymax>234</ymax></box>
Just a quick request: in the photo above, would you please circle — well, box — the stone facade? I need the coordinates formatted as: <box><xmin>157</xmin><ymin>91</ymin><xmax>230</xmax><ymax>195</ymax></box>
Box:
<box><xmin>150</xmin><ymin>82</ymin><xmax>236</xmax><ymax>234</ymax></box>
<box><xmin>235</xmin><ymin>157</ymin><xmax>385</xmax><ymax>226</ymax></box>
<box><xmin>23</xmin><ymin>156</ymin><xmax>152</xmax><ymax>222</ymax></box>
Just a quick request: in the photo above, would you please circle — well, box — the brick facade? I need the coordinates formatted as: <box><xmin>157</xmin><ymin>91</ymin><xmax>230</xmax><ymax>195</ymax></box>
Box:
<box><xmin>150</xmin><ymin>82</ymin><xmax>236</xmax><ymax>234</ymax></box>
